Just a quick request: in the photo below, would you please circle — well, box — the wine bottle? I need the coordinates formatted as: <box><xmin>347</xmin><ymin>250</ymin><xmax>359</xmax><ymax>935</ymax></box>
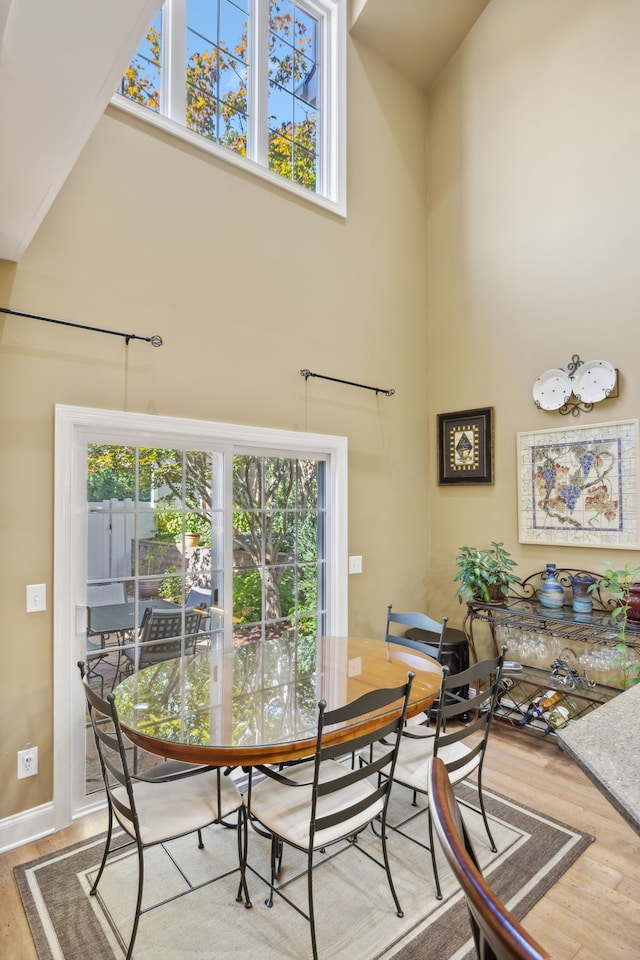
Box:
<box><xmin>496</xmin><ymin>676</ymin><xmax>515</xmax><ymax>702</ymax></box>
<box><xmin>544</xmin><ymin>698</ymin><xmax>578</xmax><ymax>733</ymax></box>
<box><xmin>517</xmin><ymin>689</ymin><xmax>564</xmax><ymax>726</ymax></box>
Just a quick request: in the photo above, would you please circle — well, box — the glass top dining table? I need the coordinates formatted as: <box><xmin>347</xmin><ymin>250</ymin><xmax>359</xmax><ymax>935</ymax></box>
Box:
<box><xmin>113</xmin><ymin>635</ymin><xmax>443</xmax><ymax>767</ymax></box>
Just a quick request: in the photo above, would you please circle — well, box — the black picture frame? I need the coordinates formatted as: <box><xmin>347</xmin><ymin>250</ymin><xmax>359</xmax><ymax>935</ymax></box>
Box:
<box><xmin>437</xmin><ymin>407</ymin><xmax>494</xmax><ymax>485</ymax></box>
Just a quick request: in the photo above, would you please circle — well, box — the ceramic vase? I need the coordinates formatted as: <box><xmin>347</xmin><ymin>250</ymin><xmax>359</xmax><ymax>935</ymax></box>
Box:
<box><xmin>628</xmin><ymin>583</ymin><xmax>640</xmax><ymax>623</ymax></box>
<box><xmin>571</xmin><ymin>575</ymin><xmax>594</xmax><ymax>615</ymax></box>
<box><xmin>539</xmin><ymin>563</ymin><xmax>565</xmax><ymax>609</ymax></box>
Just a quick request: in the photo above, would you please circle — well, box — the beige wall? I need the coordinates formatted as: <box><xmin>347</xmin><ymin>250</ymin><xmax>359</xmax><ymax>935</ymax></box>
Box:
<box><xmin>428</xmin><ymin>0</ymin><xmax>640</xmax><ymax>613</ymax></box>
<box><xmin>0</xmin><ymin>41</ymin><xmax>429</xmax><ymax>817</ymax></box>
<box><xmin>3</xmin><ymin>0</ymin><xmax>639</xmax><ymax>827</ymax></box>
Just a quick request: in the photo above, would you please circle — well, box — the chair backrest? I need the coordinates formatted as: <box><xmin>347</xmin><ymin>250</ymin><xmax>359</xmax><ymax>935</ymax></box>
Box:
<box><xmin>87</xmin><ymin>582</ymin><xmax>126</xmax><ymax>606</ymax></box>
<box><xmin>432</xmin><ymin>647</ymin><xmax>506</xmax><ymax>777</ymax></box>
<box><xmin>185</xmin><ymin>586</ymin><xmax>213</xmax><ymax>631</ymax></box>
<box><xmin>78</xmin><ymin>662</ymin><xmax>140</xmax><ymax>840</ymax></box>
<box><xmin>137</xmin><ymin>608</ymin><xmax>203</xmax><ymax>666</ymax></box>
<box><xmin>428</xmin><ymin>757</ymin><xmax>550</xmax><ymax>960</ymax></box>
<box><xmin>186</xmin><ymin>585</ymin><xmax>212</xmax><ymax>609</ymax></box>
<box><xmin>308</xmin><ymin>674</ymin><xmax>414</xmax><ymax>848</ymax></box>
<box><xmin>386</xmin><ymin>603</ymin><xmax>448</xmax><ymax>661</ymax></box>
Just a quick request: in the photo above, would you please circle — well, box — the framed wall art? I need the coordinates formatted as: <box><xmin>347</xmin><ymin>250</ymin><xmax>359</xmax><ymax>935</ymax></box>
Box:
<box><xmin>517</xmin><ymin>419</ymin><xmax>639</xmax><ymax>548</ymax></box>
<box><xmin>437</xmin><ymin>407</ymin><xmax>494</xmax><ymax>485</ymax></box>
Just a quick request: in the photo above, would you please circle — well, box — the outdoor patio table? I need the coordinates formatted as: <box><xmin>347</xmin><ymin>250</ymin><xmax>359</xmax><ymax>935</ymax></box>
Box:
<box><xmin>87</xmin><ymin>598</ymin><xmax>178</xmax><ymax>639</ymax></box>
<box><xmin>113</xmin><ymin>635</ymin><xmax>442</xmax><ymax>767</ymax></box>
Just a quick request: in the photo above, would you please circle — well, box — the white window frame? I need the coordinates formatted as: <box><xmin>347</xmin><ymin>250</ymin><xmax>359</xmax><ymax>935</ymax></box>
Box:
<box><xmin>111</xmin><ymin>0</ymin><xmax>347</xmax><ymax>216</ymax></box>
<box><xmin>52</xmin><ymin>404</ymin><xmax>348</xmax><ymax>831</ymax></box>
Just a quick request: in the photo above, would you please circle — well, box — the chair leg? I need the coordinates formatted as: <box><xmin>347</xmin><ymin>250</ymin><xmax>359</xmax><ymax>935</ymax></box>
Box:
<box><xmin>125</xmin><ymin>843</ymin><xmax>145</xmax><ymax>960</ymax></box>
<box><xmin>265</xmin><ymin>833</ymin><xmax>279</xmax><ymax>908</ymax></box>
<box><xmin>476</xmin><ymin>769</ymin><xmax>497</xmax><ymax>853</ymax></box>
<box><xmin>86</xmin><ymin>658</ymin><xmax>106</xmax><ymax>698</ymax></box>
<box><xmin>90</xmin><ymin>801</ymin><xmax>114</xmax><ymax>895</ymax></box>
<box><xmin>307</xmin><ymin>846</ymin><xmax>319</xmax><ymax>960</ymax></box>
<box><xmin>428</xmin><ymin>807</ymin><xmax>443</xmax><ymax>900</ymax></box>
<box><xmin>379</xmin><ymin>814</ymin><xmax>404</xmax><ymax>918</ymax></box>
<box><xmin>236</xmin><ymin>806</ymin><xmax>252</xmax><ymax>908</ymax></box>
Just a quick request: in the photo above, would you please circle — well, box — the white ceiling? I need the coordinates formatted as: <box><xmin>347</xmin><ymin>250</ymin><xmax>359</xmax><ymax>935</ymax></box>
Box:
<box><xmin>0</xmin><ymin>0</ymin><xmax>488</xmax><ymax>264</ymax></box>
<box><xmin>351</xmin><ymin>0</ymin><xmax>490</xmax><ymax>92</ymax></box>
<box><xmin>0</xmin><ymin>0</ymin><xmax>162</xmax><ymax>262</ymax></box>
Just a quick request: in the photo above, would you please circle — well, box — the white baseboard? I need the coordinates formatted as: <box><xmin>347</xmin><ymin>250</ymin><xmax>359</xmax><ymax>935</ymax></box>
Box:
<box><xmin>0</xmin><ymin>802</ymin><xmax>56</xmax><ymax>854</ymax></box>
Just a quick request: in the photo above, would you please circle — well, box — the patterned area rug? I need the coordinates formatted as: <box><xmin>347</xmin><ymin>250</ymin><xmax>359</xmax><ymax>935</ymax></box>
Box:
<box><xmin>15</xmin><ymin>782</ymin><xmax>592</xmax><ymax>960</ymax></box>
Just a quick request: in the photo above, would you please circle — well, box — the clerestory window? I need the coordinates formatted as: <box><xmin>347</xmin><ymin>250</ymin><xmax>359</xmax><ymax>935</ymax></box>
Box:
<box><xmin>113</xmin><ymin>0</ymin><xmax>346</xmax><ymax>213</ymax></box>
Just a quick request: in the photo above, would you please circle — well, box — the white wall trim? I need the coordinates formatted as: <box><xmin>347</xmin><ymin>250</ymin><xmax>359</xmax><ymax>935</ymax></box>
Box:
<box><xmin>0</xmin><ymin>803</ymin><xmax>55</xmax><ymax>854</ymax></box>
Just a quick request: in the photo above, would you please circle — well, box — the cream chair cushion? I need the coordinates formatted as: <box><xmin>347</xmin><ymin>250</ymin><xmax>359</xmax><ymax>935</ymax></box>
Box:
<box><xmin>113</xmin><ymin>769</ymin><xmax>241</xmax><ymax>846</ymax></box>
<box><xmin>244</xmin><ymin>760</ymin><xmax>384</xmax><ymax>850</ymax></box>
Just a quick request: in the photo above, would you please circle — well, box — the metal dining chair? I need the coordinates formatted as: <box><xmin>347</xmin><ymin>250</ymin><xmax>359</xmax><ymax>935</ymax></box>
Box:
<box><xmin>241</xmin><ymin>674</ymin><xmax>415</xmax><ymax>960</ymax></box>
<box><xmin>386</xmin><ymin>603</ymin><xmax>448</xmax><ymax>661</ymax></box>
<box><xmin>361</xmin><ymin>647</ymin><xmax>506</xmax><ymax>899</ymax></box>
<box><xmin>78</xmin><ymin>662</ymin><xmax>247</xmax><ymax>960</ymax></box>
<box><xmin>385</xmin><ymin>603</ymin><xmax>448</xmax><ymax>730</ymax></box>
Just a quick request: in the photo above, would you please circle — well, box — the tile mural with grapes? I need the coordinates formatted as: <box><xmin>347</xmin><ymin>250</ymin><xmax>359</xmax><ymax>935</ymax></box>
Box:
<box><xmin>517</xmin><ymin>420</ymin><xmax>638</xmax><ymax>548</ymax></box>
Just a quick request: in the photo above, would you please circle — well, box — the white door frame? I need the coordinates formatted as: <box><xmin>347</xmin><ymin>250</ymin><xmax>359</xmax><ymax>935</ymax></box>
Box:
<box><xmin>53</xmin><ymin>404</ymin><xmax>348</xmax><ymax>831</ymax></box>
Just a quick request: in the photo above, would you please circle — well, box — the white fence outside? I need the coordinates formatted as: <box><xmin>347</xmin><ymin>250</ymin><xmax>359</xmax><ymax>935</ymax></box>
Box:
<box><xmin>87</xmin><ymin>499</ymin><xmax>156</xmax><ymax>581</ymax></box>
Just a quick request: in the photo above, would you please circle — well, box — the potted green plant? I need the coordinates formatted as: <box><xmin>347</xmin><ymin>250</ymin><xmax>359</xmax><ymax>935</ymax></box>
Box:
<box><xmin>455</xmin><ymin>541</ymin><xmax>519</xmax><ymax>604</ymax></box>
<box><xmin>154</xmin><ymin>510</ymin><xmax>210</xmax><ymax>547</ymax></box>
<box><xmin>590</xmin><ymin>561</ymin><xmax>640</xmax><ymax>687</ymax></box>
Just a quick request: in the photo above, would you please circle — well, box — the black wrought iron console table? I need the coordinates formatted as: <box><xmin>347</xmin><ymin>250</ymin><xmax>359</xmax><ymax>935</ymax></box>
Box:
<box><xmin>462</xmin><ymin>568</ymin><xmax>640</xmax><ymax>737</ymax></box>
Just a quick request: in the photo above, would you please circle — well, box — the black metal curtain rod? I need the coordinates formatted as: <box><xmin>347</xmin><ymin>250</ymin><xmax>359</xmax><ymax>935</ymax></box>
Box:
<box><xmin>300</xmin><ymin>368</ymin><xmax>395</xmax><ymax>396</ymax></box>
<box><xmin>0</xmin><ymin>306</ymin><xmax>164</xmax><ymax>346</ymax></box>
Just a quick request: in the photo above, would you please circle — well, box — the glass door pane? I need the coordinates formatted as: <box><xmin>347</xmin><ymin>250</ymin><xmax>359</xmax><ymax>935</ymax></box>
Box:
<box><xmin>84</xmin><ymin>443</ymin><xmax>223</xmax><ymax>794</ymax></box>
<box><xmin>232</xmin><ymin>455</ymin><xmax>325</xmax><ymax>646</ymax></box>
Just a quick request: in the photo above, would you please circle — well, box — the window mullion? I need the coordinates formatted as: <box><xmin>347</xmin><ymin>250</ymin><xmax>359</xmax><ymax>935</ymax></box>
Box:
<box><xmin>166</xmin><ymin>0</ymin><xmax>186</xmax><ymax>123</ymax></box>
<box><xmin>250</xmin><ymin>0</ymin><xmax>269</xmax><ymax>166</ymax></box>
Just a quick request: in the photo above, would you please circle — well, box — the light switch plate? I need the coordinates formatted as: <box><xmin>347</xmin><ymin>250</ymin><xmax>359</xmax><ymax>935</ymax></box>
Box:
<box><xmin>348</xmin><ymin>556</ymin><xmax>363</xmax><ymax>574</ymax></box>
<box><xmin>26</xmin><ymin>583</ymin><xmax>47</xmax><ymax>613</ymax></box>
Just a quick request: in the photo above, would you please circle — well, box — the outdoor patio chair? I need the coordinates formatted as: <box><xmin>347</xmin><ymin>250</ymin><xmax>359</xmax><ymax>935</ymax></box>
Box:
<box><xmin>428</xmin><ymin>756</ymin><xmax>550</xmax><ymax>960</ymax></box>
<box><xmin>87</xmin><ymin>582</ymin><xmax>127</xmax><ymax>606</ymax></box>
<box><xmin>86</xmin><ymin>582</ymin><xmax>128</xmax><ymax>694</ymax></box>
<box><xmin>186</xmin><ymin>585</ymin><xmax>214</xmax><ymax>637</ymax></box>
<box><xmin>78</xmin><ymin>662</ymin><xmax>247</xmax><ymax>960</ymax></box>
<box><xmin>241</xmin><ymin>673</ymin><xmax>415</xmax><ymax>960</ymax></box>
<box><xmin>116</xmin><ymin>607</ymin><xmax>203</xmax><ymax>683</ymax></box>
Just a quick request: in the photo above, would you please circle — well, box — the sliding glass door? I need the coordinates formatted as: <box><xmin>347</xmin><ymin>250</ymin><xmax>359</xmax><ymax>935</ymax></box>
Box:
<box><xmin>54</xmin><ymin>405</ymin><xmax>347</xmax><ymax>820</ymax></box>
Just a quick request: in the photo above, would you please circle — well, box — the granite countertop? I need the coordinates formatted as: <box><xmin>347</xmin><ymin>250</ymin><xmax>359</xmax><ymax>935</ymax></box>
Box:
<box><xmin>557</xmin><ymin>681</ymin><xmax>640</xmax><ymax>835</ymax></box>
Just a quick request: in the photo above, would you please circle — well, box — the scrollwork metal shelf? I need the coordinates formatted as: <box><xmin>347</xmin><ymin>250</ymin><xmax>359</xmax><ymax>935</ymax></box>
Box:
<box><xmin>463</xmin><ymin>568</ymin><xmax>634</xmax><ymax>738</ymax></box>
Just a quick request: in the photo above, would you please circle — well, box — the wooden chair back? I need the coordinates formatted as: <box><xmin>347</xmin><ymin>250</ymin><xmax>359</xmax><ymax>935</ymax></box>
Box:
<box><xmin>428</xmin><ymin>756</ymin><xmax>551</xmax><ymax>960</ymax></box>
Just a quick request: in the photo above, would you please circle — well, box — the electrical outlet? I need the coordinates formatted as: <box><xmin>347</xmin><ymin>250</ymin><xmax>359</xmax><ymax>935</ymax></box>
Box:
<box><xmin>17</xmin><ymin>747</ymin><xmax>38</xmax><ymax>779</ymax></box>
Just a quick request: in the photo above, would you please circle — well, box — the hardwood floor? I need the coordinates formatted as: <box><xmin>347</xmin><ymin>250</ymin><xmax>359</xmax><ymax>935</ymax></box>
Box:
<box><xmin>483</xmin><ymin>726</ymin><xmax>640</xmax><ymax>960</ymax></box>
<box><xmin>1</xmin><ymin>725</ymin><xmax>639</xmax><ymax>959</ymax></box>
